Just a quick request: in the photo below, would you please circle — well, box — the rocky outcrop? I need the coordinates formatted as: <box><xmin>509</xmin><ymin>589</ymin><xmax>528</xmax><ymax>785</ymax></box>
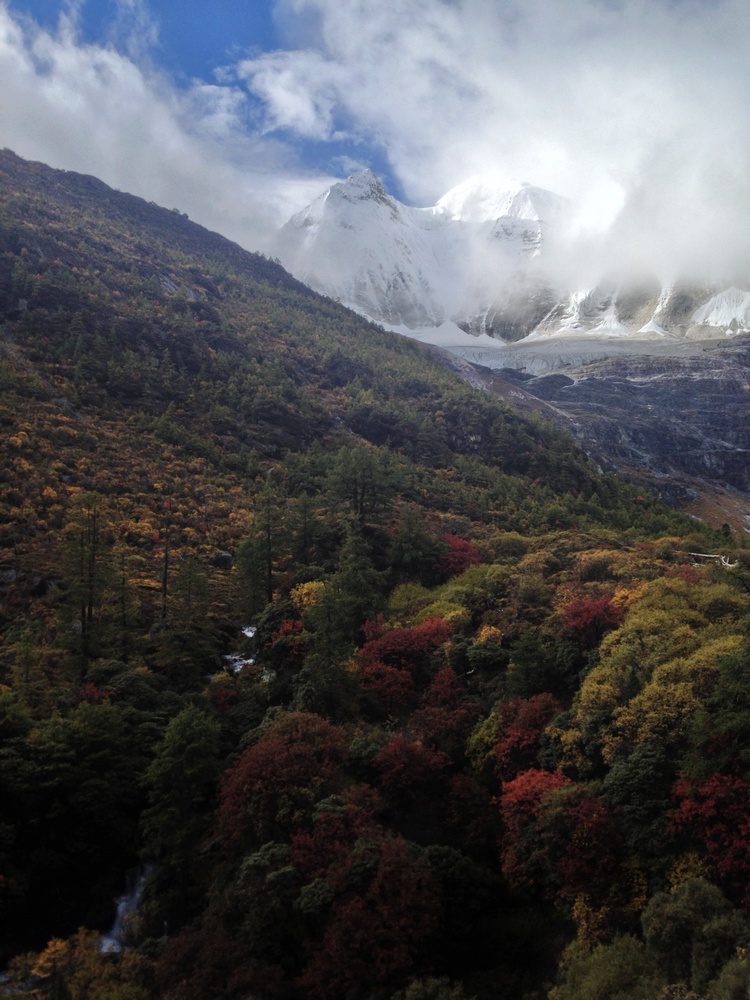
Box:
<box><xmin>449</xmin><ymin>336</ymin><xmax>750</xmax><ymax>518</ymax></box>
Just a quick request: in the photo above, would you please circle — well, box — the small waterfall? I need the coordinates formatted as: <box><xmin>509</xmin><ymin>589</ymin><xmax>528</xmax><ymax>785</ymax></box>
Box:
<box><xmin>100</xmin><ymin>866</ymin><xmax>152</xmax><ymax>954</ymax></box>
<box><xmin>221</xmin><ymin>624</ymin><xmax>257</xmax><ymax>675</ymax></box>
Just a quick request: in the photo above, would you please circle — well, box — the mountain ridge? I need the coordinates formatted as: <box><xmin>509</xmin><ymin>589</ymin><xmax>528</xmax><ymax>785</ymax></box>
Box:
<box><xmin>272</xmin><ymin>169</ymin><xmax>750</xmax><ymax>348</ymax></box>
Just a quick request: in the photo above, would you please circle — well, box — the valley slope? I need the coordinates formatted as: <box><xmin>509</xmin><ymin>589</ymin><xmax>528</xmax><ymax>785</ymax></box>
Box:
<box><xmin>1</xmin><ymin>150</ymin><xmax>750</xmax><ymax>1000</ymax></box>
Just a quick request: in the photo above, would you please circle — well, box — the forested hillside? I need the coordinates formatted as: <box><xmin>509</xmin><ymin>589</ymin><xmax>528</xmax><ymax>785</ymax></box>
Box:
<box><xmin>1</xmin><ymin>149</ymin><xmax>749</xmax><ymax>1000</ymax></box>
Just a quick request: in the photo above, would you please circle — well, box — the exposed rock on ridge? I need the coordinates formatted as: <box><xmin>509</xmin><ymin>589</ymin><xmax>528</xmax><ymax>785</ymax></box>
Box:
<box><xmin>457</xmin><ymin>337</ymin><xmax>750</xmax><ymax>523</ymax></box>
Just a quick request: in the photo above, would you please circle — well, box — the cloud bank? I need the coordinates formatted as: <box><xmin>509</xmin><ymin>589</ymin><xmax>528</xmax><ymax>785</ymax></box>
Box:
<box><xmin>3</xmin><ymin>0</ymin><xmax>750</xmax><ymax>283</ymax></box>
<box><xmin>0</xmin><ymin>1</ymin><xmax>335</xmax><ymax>249</ymax></box>
<box><xmin>241</xmin><ymin>0</ymin><xmax>750</xmax><ymax>283</ymax></box>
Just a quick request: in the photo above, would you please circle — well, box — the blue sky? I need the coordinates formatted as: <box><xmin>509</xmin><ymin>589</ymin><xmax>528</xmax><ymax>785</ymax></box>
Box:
<box><xmin>1</xmin><ymin>0</ymin><xmax>750</xmax><ymax>278</ymax></box>
<box><xmin>24</xmin><ymin>0</ymin><xmax>279</xmax><ymax>78</ymax></box>
<box><xmin>11</xmin><ymin>1</ymin><xmax>280</xmax><ymax>78</ymax></box>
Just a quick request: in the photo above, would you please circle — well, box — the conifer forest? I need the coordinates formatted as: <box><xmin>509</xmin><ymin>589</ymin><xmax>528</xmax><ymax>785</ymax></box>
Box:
<box><xmin>2</xmin><ymin>150</ymin><xmax>750</xmax><ymax>1000</ymax></box>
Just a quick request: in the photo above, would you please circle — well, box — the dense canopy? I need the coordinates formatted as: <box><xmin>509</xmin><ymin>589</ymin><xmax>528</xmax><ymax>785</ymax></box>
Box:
<box><xmin>0</xmin><ymin>150</ymin><xmax>749</xmax><ymax>1000</ymax></box>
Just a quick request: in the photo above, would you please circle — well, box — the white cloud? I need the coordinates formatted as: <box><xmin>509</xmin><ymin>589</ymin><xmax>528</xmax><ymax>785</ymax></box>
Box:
<box><xmin>0</xmin><ymin>2</ymin><xmax>335</xmax><ymax>249</ymax></box>
<box><xmin>241</xmin><ymin>49</ymin><xmax>341</xmax><ymax>139</ymax></box>
<box><xmin>242</xmin><ymin>0</ymin><xmax>750</xmax><ymax>282</ymax></box>
<box><xmin>2</xmin><ymin>0</ymin><xmax>750</xmax><ymax>284</ymax></box>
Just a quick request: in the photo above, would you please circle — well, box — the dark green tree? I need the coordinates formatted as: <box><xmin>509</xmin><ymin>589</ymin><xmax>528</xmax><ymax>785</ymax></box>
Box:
<box><xmin>140</xmin><ymin>705</ymin><xmax>221</xmax><ymax>926</ymax></box>
<box><xmin>550</xmin><ymin>936</ymin><xmax>665</xmax><ymax>1000</ymax></box>
<box><xmin>328</xmin><ymin>444</ymin><xmax>400</xmax><ymax>526</ymax></box>
<box><xmin>641</xmin><ymin>879</ymin><xmax>750</xmax><ymax>994</ymax></box>
<box><xmin>312</xmin><ymin>525</ymin><xmax>385</xmax><ymax>656</ymax></box>
<box><xmin>601</xmin><ymin>741</ymin><xmax>675</xmax><ymax>885</ymax></box>
<box><xmin>386</xmin><ymin>505</ymin><xmax>443</xmax><ymax>585</ymax></box>
<box><xmin>59</xmin><ymin>493</ymin><xmax>112</xmax><ymax>675</ymax></box>
<box><xmin>237</xmin><ymin>478</ymin><xmax>287</xmax><ymax>612</ymax></box>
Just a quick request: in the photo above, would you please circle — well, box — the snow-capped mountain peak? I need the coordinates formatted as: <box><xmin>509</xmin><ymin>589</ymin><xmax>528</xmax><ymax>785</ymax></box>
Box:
<box><xmin>271</xmin><ymin>169</ymin><xmax>750</xmax><ymax>354</ymax></box>
<box><xmin>270</xmin><ymin>170</ymin><xmax>565</xmax><ymax>330</ymax></box>
<box><xmin>285</xmin><ymin>169</ymin><xmax>397</xmax><ymax>232</ymax></box>
<box><xmin>325</xmin><ymin>170</ymin><xmax>403</xmax><ymax>227</ymax></box>
<box><xmin>436</xmin><ymin>174</ymin><xmax>567</xmax><ymax>224</ymax></box>
<box><xmin>327</xmin><ymin>169</ymin><xmax>393</xmax><ymax>207</ymax></box>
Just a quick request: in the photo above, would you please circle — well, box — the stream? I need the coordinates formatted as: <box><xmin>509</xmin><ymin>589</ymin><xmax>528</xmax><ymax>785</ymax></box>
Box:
<box><xmin>221</xmin><ymin>624</ymin><xmax>256</xmax><ymax>674</ymax></box>
<box><xmin>100</xmin><ymin>866</ymin><xmax>153</xmax><ymax>954</ymax></box>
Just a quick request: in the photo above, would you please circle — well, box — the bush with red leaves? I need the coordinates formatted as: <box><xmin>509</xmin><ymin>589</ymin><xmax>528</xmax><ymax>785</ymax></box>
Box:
<box><xmin>434</xmin><ymin>534</ymin><xmax>481</xmax><ymax>582</ymax></box>
<box><xmin>494</xmin><ymin>693</ymin><xmax>563</xmax><ymax>781</ymax></box>
<box><xmin>499</xmin><ymin>768</ymin><xmax>572</xmax><ymax>888</ymax></box>
<box><xmin>373</xmin><ymin>734</ymin><xmax>451</xmax><ymax>792</ymax></box>
<box><xmin>217</xmin><ymin>712</ymin><xmax>347</xmax><ymax>848</ymax></box>
<box><xmin>360</xmin><ymin>660</ymin><xmax>416</xmax><ymax>713</ymax></box>
<box><xmin>562</xmin><ymin>595</ymin><xmax>623</xmax><ymax>650</ymax></box>
<box><xmin>358</xmin><ymin>617</ymin><xmax>453</xmax><ymax>672</ymax></box>
<box><xmin>672</xmin><ymin>774</ymin><xmax>750</xmax><ymax>907</ymax></box>
<box><xmin>297</xmin><ymin>833</ymin><xmax>439</xmax><ymax>1000</ymax></box>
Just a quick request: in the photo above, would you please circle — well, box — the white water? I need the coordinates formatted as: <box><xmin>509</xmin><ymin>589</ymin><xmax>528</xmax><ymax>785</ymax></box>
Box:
<box><xmin>100</xmin><ymin>866</ymin><xmax>152</xmax><ymax>953</ymax></box>
<box><xmin>222</xmin><ymin>624</ymin><xmax>257</xmax><ymax>674</ymax></box>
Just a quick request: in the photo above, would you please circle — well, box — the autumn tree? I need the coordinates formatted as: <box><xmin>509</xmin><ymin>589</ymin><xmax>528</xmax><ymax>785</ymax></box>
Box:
<box><xmin>561</xmin><ymin>594</ymin><xmax>624</xmax><ymax>652</ymax></box>
<box><xmin>410</xmin><ymin>668</ymin><xmax>481</xmax><ymax>760</ymax></box>
<box><xmin>499</xmin><ymin>769</ymin><xmax>572</xmax><ymax>890</ymax></box>
<box><xmin>532</xmin><ymin>783</ymin><xmax>625</xmax><ymax>919</ymax></box>
<box><xmin>297</xmin><ymin>833</ymin><xmax>439</xmax><ymax>1000</ymax></box>
<box><xmin>671</xmin><ymin>775</ymin><xmax>750</xmax><ymax>907</ymax></box>
<box><xmin>358</xmin><ymin>617</ymin><xmax>453</xmax><ymax>676</ymax></box>
<box><xmin>434</xmin><ymin>534</ymin><xmax>481</xmax><ymax>582</ymax></box>
<box><xmin>217</xmin><ymin>712</ymin><xmax>348</xmax><ymax>849</ymax></box>
<box><xmin>493</xmin><ymin>693</ymin><xmax>563</xmax><ymax>781</ymax></box>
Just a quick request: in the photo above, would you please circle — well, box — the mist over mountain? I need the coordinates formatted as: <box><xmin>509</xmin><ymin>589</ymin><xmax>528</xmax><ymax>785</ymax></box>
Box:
<box><xmin>271</xmin><ymin>169</ymin><xmax>567</xmax><ymax>337</ymax></box>
<box><xmin>271</xmin><ymin>170</ymin><xmax>750</xmax><ymax>354</ymax></box>
<box><xmin>271</xmin><ymin>168</ymin><xmax>750</xmax><ymax>526</ymax></box>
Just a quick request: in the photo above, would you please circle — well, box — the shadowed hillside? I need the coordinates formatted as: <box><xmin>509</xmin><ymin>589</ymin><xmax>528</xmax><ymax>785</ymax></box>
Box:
<box><xmin>0</xmin><ymin>150</ymin><xmax>748</xmax><ymax>1000</ymax></box>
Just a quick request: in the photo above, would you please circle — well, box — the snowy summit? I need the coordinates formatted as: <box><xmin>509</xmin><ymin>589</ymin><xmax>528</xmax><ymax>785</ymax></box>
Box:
<box><xmin>271</xmin><ymin>170</ymin><xmax>566</xmax><ymax>332</ymax></box>
<box><xmin>271</xmin><ymin>170</ymin><xmax>750</xmax><ymax>362</ymax></box>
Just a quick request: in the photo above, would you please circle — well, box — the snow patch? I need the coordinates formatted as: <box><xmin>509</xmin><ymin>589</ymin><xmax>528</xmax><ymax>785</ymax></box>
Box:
<box><xmin>590</xmin><ymin>307</ymin><xmax>632</xmax><ymax>338</ymax></box>
<box><xmin>692</xmin><ymin>286</ymin><xmax>750</xmax><ymax>331</ymax></box>
<box><xmin>638</xmin><ymin>320</ymin><xmax>668</xmax><ymax>336</ymax></box>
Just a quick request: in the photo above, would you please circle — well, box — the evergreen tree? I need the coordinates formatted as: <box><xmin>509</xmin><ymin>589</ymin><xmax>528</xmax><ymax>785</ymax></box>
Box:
<box><xmin>59</xmin><ymin>493</ymin><xmax>112</xmax><ymax>676</ymax></box>
<box><xmin>140</xmin><ymin>705</ymin><xmax>221</xmax><ymax>926</ymax></box>
<box><xmin>237</xmin><ymin>478</ymin><xmax>287</xmax><ymax>612</ymax></box>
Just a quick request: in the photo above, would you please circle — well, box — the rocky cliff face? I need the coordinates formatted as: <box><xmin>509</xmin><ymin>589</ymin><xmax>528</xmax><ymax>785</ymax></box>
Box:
<box><xmin>451</xmin><ymin>336</ymin><xmax>750</xmax><ymax>525</ymax></box>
